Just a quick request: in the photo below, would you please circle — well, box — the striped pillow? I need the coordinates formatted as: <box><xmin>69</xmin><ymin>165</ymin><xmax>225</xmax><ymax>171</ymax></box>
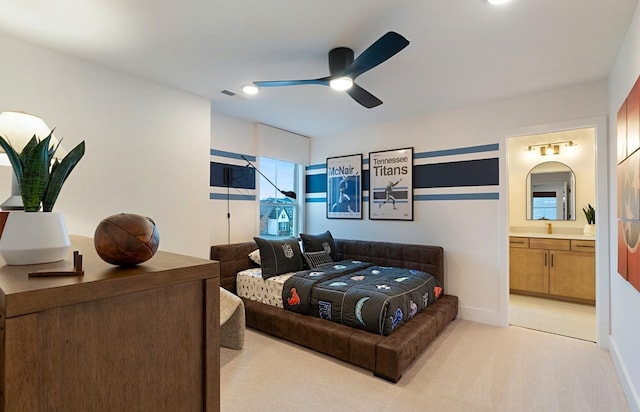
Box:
<box><xmin>303</xmin><ymin>251</ymin><xmax>334</xmax><ymax>268</ymax></box>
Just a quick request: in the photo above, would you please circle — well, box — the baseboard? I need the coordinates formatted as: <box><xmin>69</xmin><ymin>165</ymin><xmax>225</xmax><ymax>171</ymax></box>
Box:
<box><xmin>609</xmin><ymin>335</ymin><xmax>640</xmax><ymax>412</ymax></box>
<box><xmin>457</xmin><ymin>304</ymin><xmax>505</xmax><ymax>327</ymax></box>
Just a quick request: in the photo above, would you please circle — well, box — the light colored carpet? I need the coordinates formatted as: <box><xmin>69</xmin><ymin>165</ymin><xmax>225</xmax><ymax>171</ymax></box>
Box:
<box><xmin>221</xmin><ymin>319</ymin><xmax>629</xmax><ymax>412</ymax></box>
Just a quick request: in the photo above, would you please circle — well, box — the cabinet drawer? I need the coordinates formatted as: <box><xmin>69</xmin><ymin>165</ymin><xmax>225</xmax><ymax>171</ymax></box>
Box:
<box><xmin>509</xmin><ymin>237</ymin><xmax>529</xmax><ymax>248</ymax></box>
<box><xmin>529</xmin><ymin>238</ymin><xmax>570</xmax><ymax>251</ymax></box>
<box><xmin>571</xmin><ymin>239</ymin><xmax>595</xmax><ymax>253</ymax></box>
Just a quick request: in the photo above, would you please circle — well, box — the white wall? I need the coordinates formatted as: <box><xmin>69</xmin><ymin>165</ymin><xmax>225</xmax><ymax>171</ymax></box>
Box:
<box><xmin>0</xmin><ymin>34</ymin><xmax>212</xmax><ymax>258</ymax></box>
<box><xmin>608</xmin><ymin>1</ymin><xmax>640</xmax><ymax>410</ymax></box>
<box><xmin>209</xmin><ymin>112</ymin><xmax>258</xmax><ymax>246</ymax></box>
<box><xmin>209</xmin><ymin>113</ymin><xmax>310</xmax><ymax>246</ymax></box>
<box><xmin>307</xmin><ymin>80</ymin><xmax>608</xmax><ymax>327</ymax></box>
<box><xmin>508</xmin><ymin>127</ymin><xmax>595</xmax><ymax>231</ymax></box>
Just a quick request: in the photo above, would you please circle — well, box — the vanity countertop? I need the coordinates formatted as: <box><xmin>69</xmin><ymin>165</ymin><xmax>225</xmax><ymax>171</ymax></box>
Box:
<box><xmin>510</xmin><ymin>232</ymin><xmax>595</xmax><ymax>241</ymax></box>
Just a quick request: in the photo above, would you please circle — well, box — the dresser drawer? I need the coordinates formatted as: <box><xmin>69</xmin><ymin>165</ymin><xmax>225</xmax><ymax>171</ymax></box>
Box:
<box><xmin>509</xmin><ymin>237</ymin><xmax>529</xmax><ymax>248</ymax></box>
<box><xmin>571</xmin><ymin>239</ymin><xmax>595</xmax><ymax>253</ymax></box>
<box><xmin>529</xmin><ymin>238</ymin><xmax>571</xmax><ymax>251</ymax></box>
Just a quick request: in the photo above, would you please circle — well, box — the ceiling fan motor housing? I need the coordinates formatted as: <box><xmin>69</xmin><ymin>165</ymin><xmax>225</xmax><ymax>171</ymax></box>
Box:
<box><xmin>329</xmin><ymin>47</ymin><xmax>355</xmax><ymax>76</ymax></box>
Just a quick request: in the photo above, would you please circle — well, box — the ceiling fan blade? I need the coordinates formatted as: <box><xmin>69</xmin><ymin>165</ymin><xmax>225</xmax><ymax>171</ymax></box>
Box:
<box><xmin>346</xmin><ymin>31</ymin><xmax>409</xmax><ymax>79</ymax></box>
<box><xmin>346</xmin><ymin>83</ymin><xmax>382</xmax><ymax>108</ymax></box>
<box><xmin>254</xmin><ymin>77</ymin><xmax>330</xmax><ymax>87</ymax></box>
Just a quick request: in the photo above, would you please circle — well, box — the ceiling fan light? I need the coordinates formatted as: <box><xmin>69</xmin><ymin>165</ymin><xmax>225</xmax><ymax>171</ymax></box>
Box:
<box><xmin>329</xmin><ymin>77</ymin><xmax>353</xmax><ymax>91</ymax></box>
<box><xmin>242</xmin><ymin>84</ymin><xmax>260</xmax><ymax>95</ymax></box>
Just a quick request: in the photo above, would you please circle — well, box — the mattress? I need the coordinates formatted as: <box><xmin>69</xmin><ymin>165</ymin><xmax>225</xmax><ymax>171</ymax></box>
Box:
<box><xmin>236</xmin><ymin>267</ymin><xmax>293</xmax><ymax>308</ymax></box>
<box><xmin>284</xmin><ymin>263</ymin><xmax>441</xmax><ymax>335</ymax></box>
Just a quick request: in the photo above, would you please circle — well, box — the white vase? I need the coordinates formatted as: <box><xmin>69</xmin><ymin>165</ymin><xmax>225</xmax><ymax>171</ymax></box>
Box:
<box><xmin>0</xmin><ymin>211</ymin><xmax>70</xmax><ymax>265</ymax></box>
<box><xmin>583</xmin><ymin>223</ymin><xmax>595</xmax><ymax>237</ymax></box>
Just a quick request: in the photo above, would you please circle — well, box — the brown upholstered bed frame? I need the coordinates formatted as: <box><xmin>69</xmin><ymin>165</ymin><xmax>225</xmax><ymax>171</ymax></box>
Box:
<box><xmin>210</xmin><ymin>239</ymin><xmax>458</xmax><ymax>382</ymax></box>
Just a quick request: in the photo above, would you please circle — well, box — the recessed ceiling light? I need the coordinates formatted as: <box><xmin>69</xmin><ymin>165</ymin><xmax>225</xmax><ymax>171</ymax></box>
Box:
<box><xmin>487</xmin><ymin>0</ymin><xmax>511</xmax><ymax>4</ymax></box>
<box><xmin>329</xmin><ymin>77</ymin><xmax>353</xmax><ymax>91</ymax></box>
<box><xmin>241</xmin><ymin>84</ymin><xmax>260</xmax><ymax>95</ymax></box>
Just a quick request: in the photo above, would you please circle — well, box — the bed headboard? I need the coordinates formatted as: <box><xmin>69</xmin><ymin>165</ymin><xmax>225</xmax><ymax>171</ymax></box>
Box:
<box><xmin>210</xmin><ymin>239</ymin><xmax>445</xmax><ymax>294</ymax></box>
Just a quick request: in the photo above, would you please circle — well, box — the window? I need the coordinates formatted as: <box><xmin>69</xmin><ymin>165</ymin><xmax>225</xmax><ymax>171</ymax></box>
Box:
<box><xmin>532</xmin><ymin>191</ymin><xmax>560</xmax><ymax>220</ymax></box>
<box><xmin>258</xmin><ymin>157</ymin><xmax>301</xmax><ymax>239</ymax></box>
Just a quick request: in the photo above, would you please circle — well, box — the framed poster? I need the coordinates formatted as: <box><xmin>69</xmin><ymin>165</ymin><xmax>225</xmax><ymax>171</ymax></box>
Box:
<box><xmin>369</xmin><ymin>147</ymin><xmax>413</xmax><ymax>221</ymax></box>
<box><xmin>326</xmin><ymin>154</ymin><xmax>362</xmax><ymax>219</ymax></box>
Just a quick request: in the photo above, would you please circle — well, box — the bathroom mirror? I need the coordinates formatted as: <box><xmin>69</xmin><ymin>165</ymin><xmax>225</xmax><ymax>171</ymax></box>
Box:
<box><xmin>526</xmin><ymin>161</ymin><xmax>575</xmax><ymax>220</ymax></box>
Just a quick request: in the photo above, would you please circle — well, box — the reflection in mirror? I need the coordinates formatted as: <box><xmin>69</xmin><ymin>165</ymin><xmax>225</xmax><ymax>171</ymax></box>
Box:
<box><xmin>526</xmin><ymin>161</ymin><xmax>575</xmax><ymax>221</ymax></box>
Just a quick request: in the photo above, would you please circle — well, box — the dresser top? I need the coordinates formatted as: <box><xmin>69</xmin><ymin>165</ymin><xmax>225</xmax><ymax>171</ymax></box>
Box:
<box><xmin>0</xmin><ymin>236</ymin><xmax>219</xmax><ymax>317</ymax></box>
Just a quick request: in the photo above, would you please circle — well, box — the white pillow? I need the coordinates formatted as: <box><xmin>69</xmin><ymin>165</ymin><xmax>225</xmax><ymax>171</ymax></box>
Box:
<box><xmin>248</xmin><ymin>249</ymin><xmax>261</xmax><ymax>265</ymax></box>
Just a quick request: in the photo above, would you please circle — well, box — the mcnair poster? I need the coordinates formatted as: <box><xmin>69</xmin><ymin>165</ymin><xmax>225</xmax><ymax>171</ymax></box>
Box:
<box><xmin>369</xmin><ymin>147</ymin><xmax>413</xmax><ymax>221</ymax></box>
<box><xmin>326</xmin><ymin>154</ymin><xmax>362</xmax><ymax>219</ymax></box>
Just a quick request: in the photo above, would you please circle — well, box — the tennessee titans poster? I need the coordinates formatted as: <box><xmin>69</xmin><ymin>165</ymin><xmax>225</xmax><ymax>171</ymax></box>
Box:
<box><xmin>369</xmin><ymin>147</ymin><xmax>413</xmax><ymax>221</ymax></box>
<box><xmin>327</xmin><ymin>154</ymin><xmax>362</xmax><ymax>219</ymax></box>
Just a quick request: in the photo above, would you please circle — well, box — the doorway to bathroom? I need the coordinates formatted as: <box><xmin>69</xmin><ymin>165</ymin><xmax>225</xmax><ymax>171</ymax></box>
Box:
<box><xmin>507</xmin><ymin>126</ymin><xmax>596</xmax><ymax>341</ymax></box>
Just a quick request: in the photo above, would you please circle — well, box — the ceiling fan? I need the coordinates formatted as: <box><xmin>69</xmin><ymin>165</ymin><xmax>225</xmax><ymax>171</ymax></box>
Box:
<box><xmin>248</xmin><ymin>31</ymin><xmax>410</xmax><ymax>109</ymax></box>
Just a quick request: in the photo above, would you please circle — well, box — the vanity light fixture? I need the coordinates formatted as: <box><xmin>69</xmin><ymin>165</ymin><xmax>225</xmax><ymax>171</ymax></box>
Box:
<box><xmin>487</xmin><ymin>0</ymin><xmax>512</xmax><ymax>5</ymax></box>
<box><xmin>526</xmin><ymin>140</ymin><xmax>575</xmax><ymax>156</ymax></box>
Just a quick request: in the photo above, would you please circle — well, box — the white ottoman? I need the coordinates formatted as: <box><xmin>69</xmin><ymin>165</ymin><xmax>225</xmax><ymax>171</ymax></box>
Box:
<box><xmin>219</xmin><ymin>288</ymin><xmax>245</xmax><ymax>349</ymax></box>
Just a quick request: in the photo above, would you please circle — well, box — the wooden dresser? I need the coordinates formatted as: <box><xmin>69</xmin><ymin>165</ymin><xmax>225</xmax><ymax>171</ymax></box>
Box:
<box><xmin>0</xmin><ymin>236</ymin><xmax>220</xmax><ymax>412</ymax></box>
<box><xmin>509</xmin><ymin>236</ymin><xmax>595</xmax><ymax>304</ymax></box>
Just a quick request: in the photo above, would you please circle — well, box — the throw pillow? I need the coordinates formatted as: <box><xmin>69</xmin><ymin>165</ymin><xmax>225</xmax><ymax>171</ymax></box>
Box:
<box><xmin>303</xmin><ymin>251</ymin><xmax>334</xmax><ymax>269</ymax></box>
<box><xmin>248</xmin><ymin>249</ymin><xmax>261</xmax><ymax>266</ymax></box>
<box><xmin>300</xmin><ymin>231</ymin><xmax>337</xmax><ymax>261</ymax></box>
<box><xmin>253</xmin><ymin>237</ymin><xmax>305</xmax><ymax>279</ymax></box>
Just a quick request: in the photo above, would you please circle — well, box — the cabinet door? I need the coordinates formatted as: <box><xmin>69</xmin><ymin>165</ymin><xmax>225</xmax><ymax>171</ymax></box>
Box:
<box><xmin>510</xmin><ymin>248</ymin><xmax>549</xmax><ymax>293</ymax></box>
<box><xmin>3</xmin><ymin>280</ymin><xmax>212</xmax><ymax>412</ymax></box>
<box><xmin>549</xmin><ymin>251</ymin><xmax>595</xmax><ymax>301</ymax></box>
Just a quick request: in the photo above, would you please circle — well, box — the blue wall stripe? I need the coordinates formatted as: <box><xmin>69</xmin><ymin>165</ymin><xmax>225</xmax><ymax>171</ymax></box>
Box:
<box><xmin>414</xmin><ymin>158</ymin><xmax>498</xmax><ymax>188</ymax></box>
<box><xmin>306</xmin><ymin>174</ymin><xmax>327</xmax><ymax>193</ymax></box>
<box><xmin>306</xmin><ymin>197</ymin><xmax>326</xmax><ymax>203</ymax></box>
<box><xmin>306</xmin><ymin>164</ymin><xmax>325</xmax><ymax>171</ymax></box>
<box><xmin>307</xmin><ymin>170</ymin><xmax>370</xmax><ymax>194</ymax></box>
<box><xmin>210</xmin><ymin>193</ymin><xmax>255</xmax><ymax>201</ymax></box>
<box><xmin>210</xmin><ymin>149</ymin><xmax>256</xmax><ymax>162</ymax></box>
<box><xmin>308</xmin><ymin>159</ymin><xmax>497</xmax><ymax>193</ymax></box>
<box><xmin>414</xmin><ymin>144</ymin><xmax>499</xmax><ymax>159</ymax></box>
<box><xmin>306</xmin><ymin>194</ymin><xmax>495</xmax><ymax>203</ymax></box>
<box><xmin>210</xmin><ymin>162</ymin><xmax>256</xmax><ymax>189</ymax></box>
<box><xmin>414</xmin><ymin>193</ymin><xmax>499</xmax><ymax>201</ymax></box>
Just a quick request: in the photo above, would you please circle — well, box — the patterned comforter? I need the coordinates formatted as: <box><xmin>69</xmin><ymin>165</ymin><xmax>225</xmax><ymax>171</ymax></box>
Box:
<box><xmin>282</xmin><ymin>260</ymin><xmax>442</xmax><ymax>336</ymax></box>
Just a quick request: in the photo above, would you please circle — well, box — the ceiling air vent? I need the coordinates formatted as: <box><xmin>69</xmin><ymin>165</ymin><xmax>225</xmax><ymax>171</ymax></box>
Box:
<box><xmin>220</xmin><ymin>89</ymin><xmax>247</xmax><ymax>100</ymax></box>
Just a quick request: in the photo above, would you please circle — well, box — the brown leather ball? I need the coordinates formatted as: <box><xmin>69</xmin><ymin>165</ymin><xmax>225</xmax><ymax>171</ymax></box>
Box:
<box><xmin>94</xmin><ymin>213</ymin><xmax>160</xmax><ymax>266</ymax></box>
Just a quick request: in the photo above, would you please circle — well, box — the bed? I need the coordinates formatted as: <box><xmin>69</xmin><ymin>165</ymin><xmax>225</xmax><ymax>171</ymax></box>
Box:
<box><xmin>210</xmin><ymin>237</ymin><xmax>458</xmax><ymax>382</ymax></box>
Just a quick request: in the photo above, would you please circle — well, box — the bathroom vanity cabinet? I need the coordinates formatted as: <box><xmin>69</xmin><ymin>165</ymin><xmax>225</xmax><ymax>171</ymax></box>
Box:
<box><xmin>509</xmin><ymin>236</ymin><xmax>595</xmax><ymax>304</ymax></box>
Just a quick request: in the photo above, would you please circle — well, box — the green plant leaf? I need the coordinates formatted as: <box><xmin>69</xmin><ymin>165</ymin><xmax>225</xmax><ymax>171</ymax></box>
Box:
<box><xmin>20</xmin><ymin>136</ymin><xmax>51</xmax><ymax>211</ymax></box>
<box><xmin>1</xmin><ymin>129</ymin><xmax>84</xmax><ymax>213</ymax></box>
<box><xmin>582</xmin><ymin>203</ymin><xmax>595</xmax><ymax>224</ymax></box>
<box><xmin>0</xmin><ymin>135</ymin><xmax>24</xmax><ymax>187</ymax></box>
<box><xmin>42</xmin><ymin>141</ymin><xmax>85</xmax><ymax>212</ymax></box>
<box><xmin>19</xmin><ymin>136</ymin><xmax>39</xmax><ymax>164</ymax></box>
<box><xmin>46</xmin><ymin>129</ymin><xmax>60</xmax><ymax>160</ymax></box>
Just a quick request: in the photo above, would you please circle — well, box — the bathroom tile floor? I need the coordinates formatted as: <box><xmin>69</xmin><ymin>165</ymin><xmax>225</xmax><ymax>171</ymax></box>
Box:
<box><xmin>509</xmin><ymin>294</ymin><xmax>596</xmax><ymax>342</ymax></box>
